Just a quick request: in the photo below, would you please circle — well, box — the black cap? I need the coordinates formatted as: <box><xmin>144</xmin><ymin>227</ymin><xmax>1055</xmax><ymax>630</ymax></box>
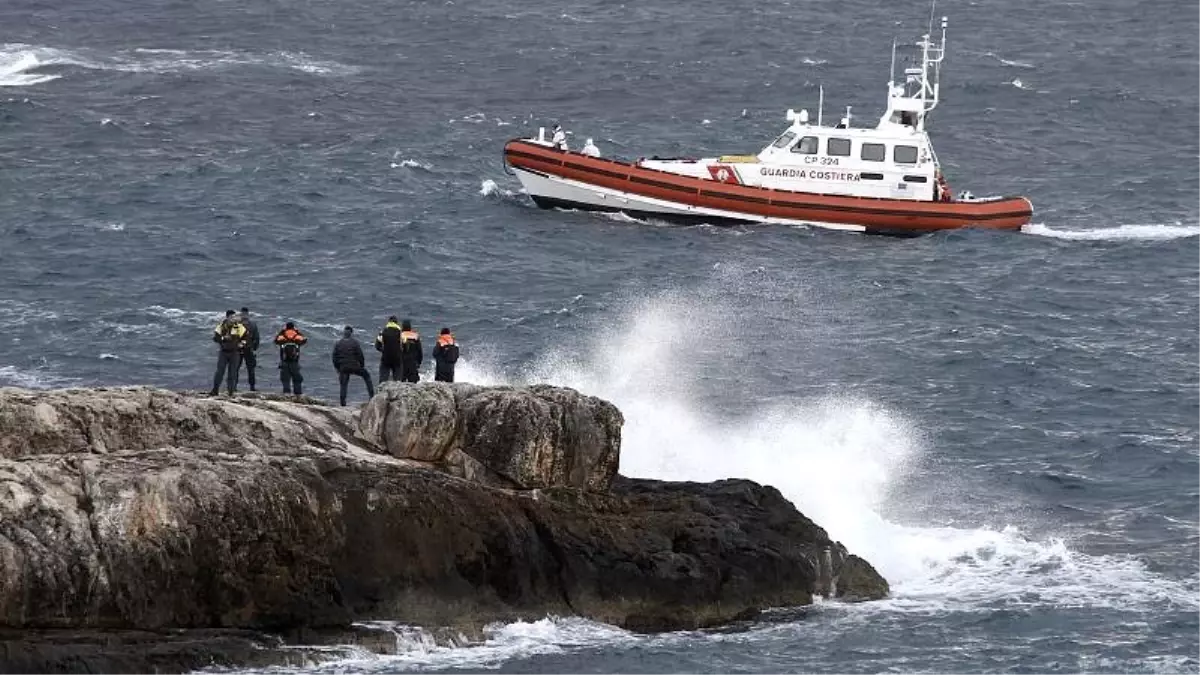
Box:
<box><xmin>240</xmin><ymin>307</ymin><xmax>249</xmax><ymax>314</ymax></box>
<box><xmin>285</xmin><ymin>321</ymin><xmax>295</xmax><ymax>329</ymax></box>
<box><xmin>389</xmin><ymin>315</ymin><xmax>398</xmax><ymax>323</ymax></box>
<box><xmin>440</xmin><ymin>327</ymin><xmax>451</xmax><ymax>335</ymax></box>
<box><xmin>225</xmin><ymin>309</ymin><xmax>236</xmax><ymax>317</ymax></box>
<box><xmin>401</xmin><ymin>319</ymin><xmax>412</xmax><ymax>331</ymax></box>
<box><xmin>343</xmin><ymin>325</ymin><xmax>353</xmax><ymax>334</ymax></box>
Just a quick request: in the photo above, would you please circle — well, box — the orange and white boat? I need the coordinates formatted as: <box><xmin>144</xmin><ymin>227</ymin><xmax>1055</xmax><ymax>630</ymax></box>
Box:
<box><xmin>503</xmin><ymin>17</ymin><xmax>1033</xmax><ymax>235</ymax></box>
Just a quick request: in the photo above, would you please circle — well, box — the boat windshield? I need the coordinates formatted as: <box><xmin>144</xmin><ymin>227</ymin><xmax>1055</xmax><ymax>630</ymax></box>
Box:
<box><xmin>770</xmin><ymin>131</ymin><xmax>797</xmax><ymax>149</ymax></box>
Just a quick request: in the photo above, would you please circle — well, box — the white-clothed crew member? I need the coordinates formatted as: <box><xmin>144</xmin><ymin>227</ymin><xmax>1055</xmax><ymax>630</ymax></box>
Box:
<box><xmin>581</xmin><ymin>138</ymin><xmax>600</xmax><ymax>157</ymax></box>
<box><xmin>551</xmin><ymin>125</ymin><xmax>568</xmax><ymax>151</ymax></box>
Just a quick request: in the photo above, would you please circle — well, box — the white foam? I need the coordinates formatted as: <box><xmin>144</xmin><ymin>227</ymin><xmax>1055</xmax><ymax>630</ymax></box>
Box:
<box><xmin>802</xmin><ymin>57</ymin><xmax>828</xmax><ymax>65</ymax></box>
<box><xmin>0</xmin><ymin>48</ymin><xmax>61</xmax><ymax>86</ymax></box>
<box><xmin>391</xmin><ymin>158</ymin><xmax>431</xmax><ymax>170</ymax></box>
<box><xmin>985</xmin><ymin>51</ymin><xmax>1036</xmax><ymax>69</ymax></box>
<box><xmin>1011</xmin><ymin>77</ymin><xmax>1026</xmax><ymax>89</ymax></box>
<box><xmin>1023</xmin><ymin>222</ymin><xmax>1200</xmax><ymax>241</ymax></box>
<box><xmin>478</xmin><ymin>179</ymin><xmax>518</xmax><ymax>199</ymax></box>
<box><xmin>0</xmin><ymin>365</ymin><xmax>77</xmax><ymax>389</ymax></box>
<box><xmin>0</xmin><ymin>43</ymin><xmax>358</xmax><ymax>83</ymax></box>
<box><xmin>238</xmin><ymin>617</ymin><xmax>633</xmax><ymax>673</ymax></box>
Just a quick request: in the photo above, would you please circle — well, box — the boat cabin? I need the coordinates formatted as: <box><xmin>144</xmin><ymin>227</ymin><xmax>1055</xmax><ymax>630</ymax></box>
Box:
<box><xmin>638</xmin><ymin>16</ymin><xmax>952</xmax><ymax>202</ymax></box>
<box><xmin>745</xmin><ymin>119</ymin><xmax>937</xmax><ymax>200</ymax></box>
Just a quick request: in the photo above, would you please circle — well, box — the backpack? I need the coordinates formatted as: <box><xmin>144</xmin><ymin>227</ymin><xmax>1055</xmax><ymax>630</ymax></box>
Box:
<box><xmin>279</xmin><ymin>329</ymin><xmax>303</xmax><ymax>362</ymax></box>
<box><xmin>218</xmin><ymin>321</ymin><xmax>240</xmax><ymax>350</ymax></box>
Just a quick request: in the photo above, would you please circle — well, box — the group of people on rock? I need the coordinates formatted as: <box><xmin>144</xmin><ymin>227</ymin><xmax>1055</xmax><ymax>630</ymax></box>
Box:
<box><xmin>209</xmin><ymin>308</ymin><xmax>460</xmax><ymax>405</ymax></box>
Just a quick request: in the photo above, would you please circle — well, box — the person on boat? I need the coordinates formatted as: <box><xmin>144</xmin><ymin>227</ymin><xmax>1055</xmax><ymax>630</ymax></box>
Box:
<box><xmin>551</xmin><ymin>125</ymin><xmax>568</xmax><ymax>151</ymax></box>
<box><xmin>274</xmin><ymin>321</ymin><xmax>308</xmax><ymax>396</ymax></box>
<box><xmin>210</xmin><ymin>309</ymin><xmax>247</xmax><ymax>396</ymax></box>
<box><xmin>398</xmin><ymin>319</ymin><xmax>423</xmax><ymax>383</ymax></box>
<box><xmin>432</xmin><ymin>328</ymin><xmax>460</xmax><ymax>382</ymax></box>
<box><xmin>581</xmin><ymin>138</ymin><xmax>601</xmax><ymax>157</ymax></box>
<box><xmin>237</xmin><ymin>306</ymin><xmax>261</xmax><ymax>391</ymax></box>
<box><xmin>331</xmin><ymin>326</ymin><xmax>375</xmax><ymax>406</ymax></box>
<box><xmin>935</xmin><ymin>170</ymin><xmax>953</xmax><ymax>202</ymax></box>
<box><xmin>374</xmin><ymin>315</ymin><xmax>404</xmax><ymax>382</ymax></box>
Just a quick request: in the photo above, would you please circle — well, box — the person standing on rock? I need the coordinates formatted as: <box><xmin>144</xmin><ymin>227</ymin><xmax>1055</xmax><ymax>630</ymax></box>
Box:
<box><xmin>432</xmin><ymin>327</ymin><xmax>459</xmax><ymax>382</ymax></box>
<box><xmin>332</xmin><ymin>326</ymin><xmax>375</xmax><ymax>406</ymax></box>
<box><xmin>210</xmin><ymin>309</ymin><xmax>247</xmax><ymax>396</ymax></box>
<box><xmin>399</xmin><ymin>319</ymin><xmax>423</xmax><ymax>383</ymax></box>
<box><xmin>274</xmin><ymin>321</ymin><xmax>308</xmax><ymax>396</ymax></box>
<box><xmin>374</xmin><ymin>316</ymin><xmax>404</xmax><ymax>383</ymax></box>
<box><xmin>237</xmin><ymin>307</ymin><xmax>261</xmax><ymax>392</ymax></box>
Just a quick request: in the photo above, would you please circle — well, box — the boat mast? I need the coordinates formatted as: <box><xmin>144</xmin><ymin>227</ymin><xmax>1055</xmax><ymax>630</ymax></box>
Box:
<box><xmin>817</xmin><ymin>84</ymin><xmax>824</xmax><ymax>127</ymax></box>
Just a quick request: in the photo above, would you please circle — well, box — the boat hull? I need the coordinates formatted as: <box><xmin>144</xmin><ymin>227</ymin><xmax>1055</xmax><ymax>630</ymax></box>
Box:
<box><xmin>504</xmin><ymin>139</ymin><xmax>1033</xmax><ymax>234</ymax></box>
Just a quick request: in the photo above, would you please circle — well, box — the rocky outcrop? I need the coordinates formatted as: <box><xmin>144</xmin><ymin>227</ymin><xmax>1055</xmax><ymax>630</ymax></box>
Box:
<box><xmin>358</xmin><ymin>383</ymin><xmax>622</xmax><ymax>491</ymax></box>
<box><xmin>0</xmin><ymin>385</ymin><xmax>887</xmax><ymax>672</ymax></box>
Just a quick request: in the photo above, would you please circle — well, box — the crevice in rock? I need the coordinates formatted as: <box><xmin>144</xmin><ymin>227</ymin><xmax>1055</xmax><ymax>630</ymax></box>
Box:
<box><xmin>73</xmin><ymin>457</ymin><xmax>110</xmax><ymax>615</ymax></box>
<box><xmin>521</xmin><ymin>503</ymin><xmax>576</xmax><ymax>615</ymax></box>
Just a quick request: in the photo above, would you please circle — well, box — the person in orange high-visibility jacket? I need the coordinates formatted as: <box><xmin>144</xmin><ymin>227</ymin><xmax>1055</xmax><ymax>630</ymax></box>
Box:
<box><xmin>399</xmin><ymin>319</ymin><xmax>423</xmax><ymax>383</ymax></box>
<box><xmin>274</xmin><ymin>322</ymin><xmax>308</xmax><ymax>396</ymax></box>
<box><xmin>432</xmin><ymin>328</ymin><xmax>459</xmax><ymax>382</ymax></box>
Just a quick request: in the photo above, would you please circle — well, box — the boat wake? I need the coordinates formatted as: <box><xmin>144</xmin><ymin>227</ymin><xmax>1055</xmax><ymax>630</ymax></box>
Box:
<box><xmin>0</xmin><ymin>43</ymin><xmax>358</xmax><ymax>86</ymax></box>
<box><xmin>1023</xmin><ymin>222</ymin><xmax>1200</xmax><ymax>241</ymax></box>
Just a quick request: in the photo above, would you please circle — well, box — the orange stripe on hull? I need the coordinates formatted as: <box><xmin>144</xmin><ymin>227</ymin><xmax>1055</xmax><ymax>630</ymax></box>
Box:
<box><xmin>504</xmin><ymin>140</ymin><xmax>1033</xmax><ymax>233</ymax></box>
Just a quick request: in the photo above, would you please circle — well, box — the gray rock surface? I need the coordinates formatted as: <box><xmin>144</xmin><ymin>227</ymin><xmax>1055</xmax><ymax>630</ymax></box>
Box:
<box><xmin>0</xmin><ymin>385</ymin><xmax>887</xmax><ymax>672</ymax></box>
<box><xmin>358</xmin><ymin>382</ymin><xmax>623</xmax><ymax>490</ymax></box>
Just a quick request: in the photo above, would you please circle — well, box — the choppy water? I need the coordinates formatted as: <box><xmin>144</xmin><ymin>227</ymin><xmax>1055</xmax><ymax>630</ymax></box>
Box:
<box><xmin>1</xmin><ymin>0</ymin><xmax>1197</xmax><ymax>672</ymax></box>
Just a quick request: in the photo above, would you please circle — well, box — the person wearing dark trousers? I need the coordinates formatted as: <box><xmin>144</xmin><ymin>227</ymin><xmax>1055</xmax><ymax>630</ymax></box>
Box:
<box><xmin>374</xmin><ymin>316</ymin><xmax>404</xmax><ymax>383</ymax></box>
<box><xmin>432</xmin><ymin>328</ymin><xmax>459</xmax><ymax>382</ymax></box>
<box><xmin>238</xmin><ymin>307</ymin><xmax>261</xmax><ymax>391</ymax></box>
<box><xmin>274</xmin><ymin>321</ymin><xmax>308</xmax><ymax>396</ymax></box>
<box><xmin>399</xmin><ymin>319</ymin><xmax>423</xmax><ymax>383</ymax></box>
<box><xmin>331</xmin><ymin>326</ymin><xmax>375</xmax><ymax>406</ymax></box>
<box><xmin>210</xmin><ymin>309</ymin><xmax>247</xmax><ymax>396</ymax></box>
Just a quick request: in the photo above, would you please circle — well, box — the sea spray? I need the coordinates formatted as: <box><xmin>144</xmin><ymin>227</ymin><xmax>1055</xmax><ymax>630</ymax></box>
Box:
<box><xmin>455</xmin><ymin>288</ymin><xmax>1197</xmax><ymax>614</ymax></box>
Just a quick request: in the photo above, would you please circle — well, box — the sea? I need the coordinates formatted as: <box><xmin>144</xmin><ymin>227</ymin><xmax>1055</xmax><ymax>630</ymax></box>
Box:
<box><xmin>1</xmin><ymin>0</ymin><xmax>1197</xmax><ymax>672</ymax></box>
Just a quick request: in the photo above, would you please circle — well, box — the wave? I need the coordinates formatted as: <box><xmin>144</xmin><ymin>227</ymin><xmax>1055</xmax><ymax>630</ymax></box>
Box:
<box><xmin>454</xmin><ymin>289</ymin><xmax>1198</xmax><ymax>617</ymax></box>
<box><xmin>479</xmin><ymin>178</ymin><xmax>522</xmax><ymax>200</ymax></box>
<box><xmin>231</xmin><ymin>617</ymin><xmax>633</xmax><ymax>674</ymax></box>
<box><xmin>0</xmin><ymin>43</ymin><xmax>358</xmax><ymax>86</ymax></box>
<box><xmin>0</xmin><ymin>49</ymin><xmax>62</xmax><ymax>86</ymax></box>
<box><xmin>1023</xmin><ymin>222</ymin><xmax>1200</xmax><ymax>241</ymax></box>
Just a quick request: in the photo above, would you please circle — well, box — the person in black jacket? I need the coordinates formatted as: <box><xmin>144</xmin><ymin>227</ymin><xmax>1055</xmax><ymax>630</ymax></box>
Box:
<box><xmin>331</xmin><ymin>326</ymin><xmax>375</xmax><ymax>406</ymax></box>
<box><xmin>432</xmin><ymin>328</ymin><xmax>459</xmax><ymax>382</ymax></box>
<box><xmin>374</xmin><ymin>316</ymin><xmax>403</xmax><ymax>383</ymax></box>
<box><xmin>238</xmin><ymin>307</ymin><xmax>261</xmax><ymax>391</ymax></box>
<box><xmin>399</xmin><ymin>319</ymin><xmax>423</xmax><ymax>383</ymax></box>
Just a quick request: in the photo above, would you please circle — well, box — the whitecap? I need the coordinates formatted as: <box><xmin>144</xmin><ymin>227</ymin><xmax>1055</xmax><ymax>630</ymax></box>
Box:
<box><xmin>1023</xmin><ymin>222</ymin><xmax>1200</xmax><ymax>241</ymax></box>
<box><xmin>0</xmin><ymin>48</ymin><xmax>62</xmax><ymax>86</ymax></box>
<box><xmin>985</xmin><ymin>51</ymin><xmax>1036</xmax><ymax>69</ymax></box>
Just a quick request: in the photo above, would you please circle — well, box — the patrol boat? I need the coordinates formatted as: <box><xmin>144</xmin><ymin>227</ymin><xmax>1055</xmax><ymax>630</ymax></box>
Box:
<box><xmin>503</xmin><ymin>17</ymin><xmax>1033</xmax><ymax>234</ymax></box>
